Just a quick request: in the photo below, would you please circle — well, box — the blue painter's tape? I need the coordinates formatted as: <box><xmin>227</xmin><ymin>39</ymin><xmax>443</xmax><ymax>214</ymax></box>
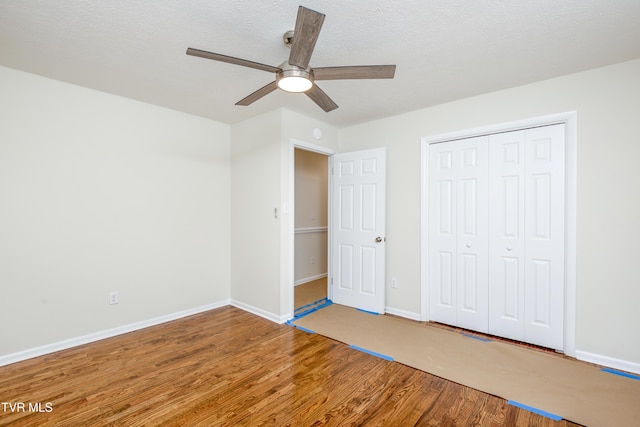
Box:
<box><xmin>461</xmin><ymin>332</ymin><xmax>492</xmax><ymax>342</ymax></box>
<box><xmin>601</xmin><ymin>368</ymin><xmax>640</xmax><ymax>380</ymax></box>
<box><xmin>356</xmin><ymin>308</ymin><xmax>380</xmax><ymax>316</ymax></box>
<box><xmin>294</xmin><ymin>325</ymin><xmax>315</xmax><ymax>334</ymax></box>
<box><xmin>293</xmin><ymin>300</ymin><xmax>333</xmax><ymax>320</ymax></box>
<box><xmin>349</xmin><ymin>345</ymin><xmax>394</xmax><ymax>361</ymax></box>
<box><xmin>286</xmin><ymin>319</ymin><xmax>315</xmax><ymax>334</ymax></box>
<box><xmin>294</xmin><ymin>297</ymin><xmax>328</xmax><ymax>313</ymax></box>
<box><xmin>508</xmin><ymin>400</ymin><xmax>562</xmax><ymax>421</ymax></box>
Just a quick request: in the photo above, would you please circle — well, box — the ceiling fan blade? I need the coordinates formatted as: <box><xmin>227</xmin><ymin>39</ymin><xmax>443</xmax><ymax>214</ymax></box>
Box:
<box><xmin>236</xmin><ymin>81</ymin><xmax>279</xmax><ymax>106</ymax></box>
<box><xmin>305</xmin><ymin>85</ymin><xmax>338</xmax><ymax>112</ymax></box>
<box><xmin>289</xmin><ymin>6</ymin><xmax>325</xmax><ymax>69</ymax></box>
<box><xmin>187</xmin><ymin>48</ymin><xmax>281</xmax><ymax>73</ymax></box>
<box><xmin>313</xmin><ymin>65</ymin><xmax>396</xmax><ymax>80</ymax></box>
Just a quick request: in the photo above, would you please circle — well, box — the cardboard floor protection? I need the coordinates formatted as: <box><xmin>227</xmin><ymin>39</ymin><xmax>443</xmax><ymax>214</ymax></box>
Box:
<box><xmin>292</xmin><ymin>303</ymin><xmax>640</xmax><ymax>427</ymax></box>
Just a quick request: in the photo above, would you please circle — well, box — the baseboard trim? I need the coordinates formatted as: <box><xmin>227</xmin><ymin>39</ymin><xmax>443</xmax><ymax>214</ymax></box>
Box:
<box><xmin>576</xmin><ymin>350</ymin><xmax>640</xmax><ymax>375</ymax></box>
<box><xmin>294</xmin><ymin>273</ymin><xmax>327</xmax><ymax>286</ymax></box>
<box><xmin>230</xmin><ymin>299</ymin><xmax>289</xmax><ymax>324</ymax></box>
<box><xmin>385</xmin><ymin>306</ymin><xmax>422</xmax><ymax>322</ymax></box>
<box><xmin>0</xmin><ymin>300</ymin><xmax>230</xmax><ymax>368</ymax></box>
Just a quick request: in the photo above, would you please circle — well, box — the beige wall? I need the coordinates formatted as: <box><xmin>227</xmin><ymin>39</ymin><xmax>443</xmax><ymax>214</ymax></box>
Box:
<box><xmin>0</xmin><ymin>66</ymin><xmax>231</xmax><ymax>356</ymax></box>
<box><xmin>339</xmin><ymin>59</ymin><xmax>640</xmax><ymax>366</ymax></box>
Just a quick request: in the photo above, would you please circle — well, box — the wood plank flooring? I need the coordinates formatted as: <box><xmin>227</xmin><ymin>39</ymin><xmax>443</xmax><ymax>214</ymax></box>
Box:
<box><xmin>0</xmin><ymin>306</ymin><xmax>582</xmax><ymax>426</ymax></box>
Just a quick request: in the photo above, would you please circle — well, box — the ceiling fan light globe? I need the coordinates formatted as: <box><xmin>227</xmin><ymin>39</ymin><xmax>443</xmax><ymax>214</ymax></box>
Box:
<box><xmin>276</xmin><ymin>66</ymin><xmax>313</xmax><ymax>92</ymax></box>
<box><xmin>277</xmin><ymin>76</ymin><xmax>313</xmax><ymax>92</ymax></box>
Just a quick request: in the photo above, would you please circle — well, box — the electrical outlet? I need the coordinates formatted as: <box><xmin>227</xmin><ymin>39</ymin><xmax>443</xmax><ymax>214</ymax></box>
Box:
<box><xmin>391</xmin><ymin>278</ymin><xmax>397</xmax><ymax>288</ymax></box>
<box><xmin>310</xmin><ymin>256</ymin><xmax>316</xmax><ymax>264</ymax></box>
<box><xmin>109</xmin><ymin>291</ymin><xmax>119</xmax><ymax>305</ymax></box>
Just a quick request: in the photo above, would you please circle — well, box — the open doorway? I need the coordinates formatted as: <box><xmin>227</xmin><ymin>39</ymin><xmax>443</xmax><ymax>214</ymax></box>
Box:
<box><xmin>293</xmin><ymin>147</ymin><xmax>330</xmax><ymax>312</ymax></box>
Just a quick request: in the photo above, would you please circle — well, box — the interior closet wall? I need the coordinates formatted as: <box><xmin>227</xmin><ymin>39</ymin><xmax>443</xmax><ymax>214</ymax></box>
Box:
<box><xmin>294</xmin><ymin>149</ymin><xmax>328</xmax><ymax>285</ymax></box>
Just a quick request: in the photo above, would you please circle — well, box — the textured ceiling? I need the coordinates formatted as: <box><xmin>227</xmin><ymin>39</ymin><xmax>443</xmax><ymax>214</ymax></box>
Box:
<box><xmin>1</xmin><ymin>0</ymin><xmax>640</xmax><ymax>127</ymax></box>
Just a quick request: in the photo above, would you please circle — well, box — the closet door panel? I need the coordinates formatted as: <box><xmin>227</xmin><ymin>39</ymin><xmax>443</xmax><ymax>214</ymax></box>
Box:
<box><xmin>428</xmin><ymin>143</ymin><xmax>458</xmax><ymax>325</ymax></box>
<box><xmin>455</xmin><ymin>138</ymin><xmax>488</xmax><ymax>332</ymax></box>
<box><xmin>524</xmin><ymin>124</ymin><xmax>565</xmax><ymax>350</ymax></box>
<box><xmin>488</xmin><ymin>130</ymin><xmax>526</xmax><ymax>341</ymax></box>
<box><xmin>428</xmin><ymin>137</ymin><xmax>488</xmax><ymax>332</ymax></box>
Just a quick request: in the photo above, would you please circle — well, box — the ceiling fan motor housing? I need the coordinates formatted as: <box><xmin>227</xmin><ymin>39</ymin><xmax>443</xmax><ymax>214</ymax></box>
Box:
<box><xmin>283</xmin><ymin>30</ymin><xmax>295</xmax><ymax>48</ymax></box>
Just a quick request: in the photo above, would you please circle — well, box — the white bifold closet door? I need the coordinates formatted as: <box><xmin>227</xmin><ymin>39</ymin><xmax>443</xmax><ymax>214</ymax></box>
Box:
<box><xmin>428</xmin><ymin>136</ymin><xmax>489</xmax><ymax>333</ymax></box>
<box><xmin>488</xmin><ymin>124</ymin><xmax>565</xmax><ymax>350</ymax></box>
<box><xmin>428</xmin><ymin>124</ymin><xmax>565</xmax><ymax>350</ymax></box>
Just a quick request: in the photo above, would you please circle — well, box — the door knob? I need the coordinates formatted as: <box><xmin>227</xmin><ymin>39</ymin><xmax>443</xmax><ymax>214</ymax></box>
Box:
<box><xmin>375</xmin><ymin>236</ymin><xmax>384</xmax><ymax>243</ymax></box>
<box><xmin>465</xmin><ymin>243</ymin><xmax>471</xmax><ymax>248</ymax></box>
<box><xmin>506</xmin><ymin>246</ymin><xmax>512</xmax><ymax>251</ymax></box>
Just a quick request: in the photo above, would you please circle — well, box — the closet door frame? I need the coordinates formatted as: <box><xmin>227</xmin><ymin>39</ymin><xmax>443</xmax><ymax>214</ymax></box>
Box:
<box><xmin>420</xmin><ymin>111</ymin><xmax>577</xmax><ymax>356</ymax></box>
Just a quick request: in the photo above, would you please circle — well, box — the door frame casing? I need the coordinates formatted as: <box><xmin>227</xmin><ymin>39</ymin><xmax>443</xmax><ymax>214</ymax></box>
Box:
<box><xmin>420</xmin><ymin>111</ymin><xmax>577</xmax><ymax>356</ymax></box>
<box><xmin>288</xmin><ymin>139</ymin><xmax>335</xmax><ymax>319</ymax></box>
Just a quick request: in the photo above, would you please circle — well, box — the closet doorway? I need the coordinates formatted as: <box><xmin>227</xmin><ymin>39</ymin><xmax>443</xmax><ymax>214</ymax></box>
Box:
<box><xmin>293</xmin><ymin>147</ymin><xmax>330</xmax><ymax>311</ymax></box>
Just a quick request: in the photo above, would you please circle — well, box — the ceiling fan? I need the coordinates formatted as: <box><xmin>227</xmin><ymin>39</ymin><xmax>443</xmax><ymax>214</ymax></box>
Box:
<box><xmin>186</xmin><ymin>6</ymin><xmax>396</xmax><ymax>112</ymax></box>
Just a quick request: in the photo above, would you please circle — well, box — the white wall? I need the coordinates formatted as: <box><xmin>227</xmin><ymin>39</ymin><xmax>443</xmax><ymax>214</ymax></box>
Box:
<box><xmin>230</xmin><ymin>110</ymin><xmax>283</xmax><ymax>320</ymax></box>
<box><xmin>339</xmin><ymin>59</ymin><xmax>640</xmax><ymax>366</ymax></box>
<box><xmin>230</xmin><ymin>108</ymin><xmax>339</xmax><ymax>321</ymax></box>
<box><xmin>0</xmin><ymin>67</ymin><xmax>231</xmax><ymax>357</ymax></box>
<box><xmin>6</xmin><ymin>56</ymin><xmax>638</xmax><ymax>370</ymax></box>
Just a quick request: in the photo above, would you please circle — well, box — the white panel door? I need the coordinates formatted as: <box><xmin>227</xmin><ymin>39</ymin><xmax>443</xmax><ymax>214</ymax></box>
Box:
<box><xmin>428</xmin><ymin>137</ymin><xmax>488</xmax><ymax>331</ymax></box>
<box><xmin>331</xmin><ymin>148</ymin><xmax>386</xmax><ymax>313</ymax></box>
<box><xmin>488</xmin><ymin>124</ymin><xmax>565</xmax><ymax>350</ymax></box>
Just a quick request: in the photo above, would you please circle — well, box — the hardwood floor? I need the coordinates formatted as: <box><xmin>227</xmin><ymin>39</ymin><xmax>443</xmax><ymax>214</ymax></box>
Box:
<box><xmin>0</xmin><ymin>306</ymin><xmax>582</xmax><ymax>426</ymax></box>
